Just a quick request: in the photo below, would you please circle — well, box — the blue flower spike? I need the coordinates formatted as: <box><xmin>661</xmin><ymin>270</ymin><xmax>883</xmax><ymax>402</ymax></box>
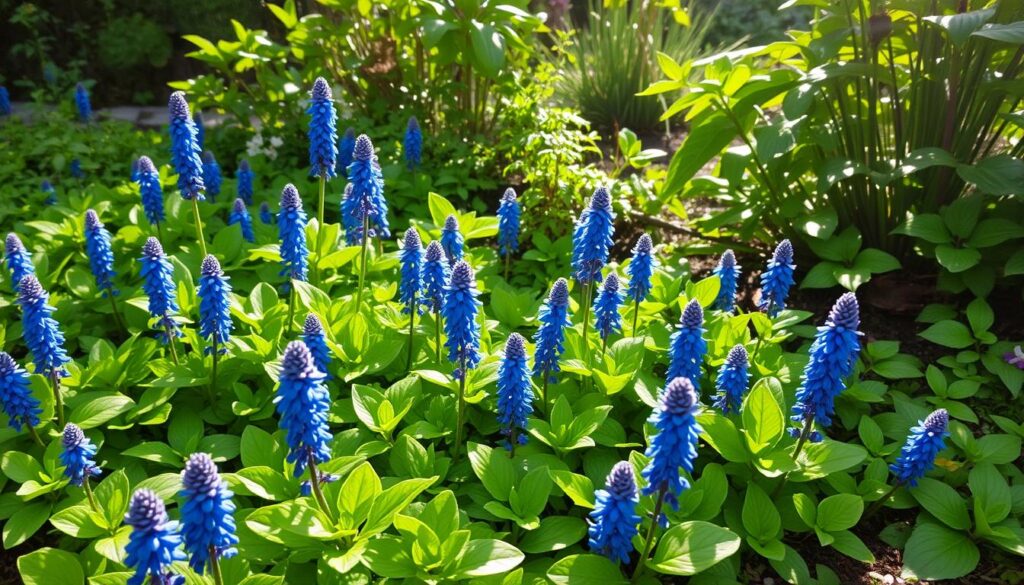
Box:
<box><xmin>588</xmin><ymin>461</ymin><xmax>640</xmax><ymax>564</ymax></box>
<box><xmin>497</xmin><ymin>332</ymin><xmax>533</xmax><ymax>453</ymax></box>
<box><xmin>443</xmin><ymin>260</ymin><xmax>481</xmax><ymax>459</ymax></box>
<box><xmin>75</xmin><ymin>83</ymin><xmax>92</xmax><ymax>123</ymax></box>
<box><xmin>259</xmin><ymin>202</ymin><xmax>273</xmax><ymax>225</ymax></box>
<box><xmin>5</xmin><ymin>233</ymin><xmax>35</xmax><ymax>292</ymax></box>
<box><xmin>278</xmin><ymin>184</ymin><xmax>309</xmax><ymax>285</ymax></box>
<box><xmin>712</xmin><ymin>345</ymin><xmax>749</xmax><ymax>415</ymax></box>
<box><xmin>168</xmin><ymin>91</ymin><xmax>205</xmax><ymax>202</ymax></box>
<box><xmin>83</xmin><ymin>210</ymin><xmax>118</xmax><ymax>297</ymax></box>
<box><xmin>135</xmin><ymin>156</ymin><xmax>165</xmax><ymax>228</ymax></box>
<box><xmin>404</xmin><ymin>116</ymin><xmax>422</xmax><ymax>171</ymax></box>
<box><xmin>891</xmin><ymin>409</ymin><xmax>949</xmax><ymax>487</ymax></box>
<box><xmin>626</xmin><ymin>233</ymin><xmax>657</xmax><ymax>335</ymax></box>
<box><xmin>201</xmin><ymin>151</ymin><xmax>222</xmax><ymax>202</ymax></box>
<box><xmin>533</xmin><ymin>278</ymin><xmax>572</xmax><ymax>406</ymax></box>
<box><xmin>229</xmin><ymin>199</ymin><xmax>255</xmax><ymax>243</ymax></box>
<box><xmin>303</xmin><ymin>313</ymin><xmax>332</xmax><ymax>380</ymax></box>
<box><xmin>124</xmin><ymin>489</ymin><xmax>186</xmax><ymax>585</ymax></box>
<box><xmin>759</xmin><ymin>240</ymin><xmax>795</xmax><ymax>318</ymax></box>
<box><xmin>0</xmin><ymin>353</ymin><xmax>41</xmax><ymax>435</ymax></box>
<box><xmin>236</xmin><ymin>159</ymin><xmax>254</xmax><ymax>205</ymax></box>
<box><xmin>140</xmin><ymin>237</ymin><xmax>182</xmax><ymax>346</ymax></box>
<box><xmin>336</xmin><ymin>127</ymin><xmax>356</xmax><ymax>177</ymax></box>
<box><xmin>441</xmin><ymin>214</ymin><xmax>464</xmax><ymax>266</ymax></box>
<box><xmin>197</xmin><ymin>255</ymin><xmax>233</xmax><ymax>356</ymax></box>
<box><xmin>593</xmin><ymin>272</ymin><xmax>623</xmax><ymax>345</ymax></box>
<box><xmin>666</xmin><ymin>299</ymin><xmax>707</xmax><ymax>390</ymax></box>
<box><xmin>180</xmin><ymin>453</ymin><xmax>238</xmax><ymax>575</ymax></box>
<box><xmin>497</xmin><ymin>187</ymin><xmax>520</xmax><ymax>279</ymax></box>
<box><xmin>307</xmin><ymin>77</ymin><xmax>338</xmax><ymax>180</ymax></box>
<box><xmin>642</xmin><ymin>377</ymin><xmax>702</xmax><ymax>520</ymax></box>
<box><xmin>712</xmin><ymin>250</ymin><xmax>740</xmax><ymax>313</ymax></box>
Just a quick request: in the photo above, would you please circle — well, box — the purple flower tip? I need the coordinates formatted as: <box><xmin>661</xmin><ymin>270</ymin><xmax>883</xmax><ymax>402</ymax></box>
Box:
<box><xmin>168</xmin><ymin>91</ymin><xmax>191</xmax><ymax>121</ymax></box>
<box><xmin>590</xmin><ymin>186</ymin><xmax>612</xmax><ymax>211</ymax></box>
<box><xmin>6</xmin><ymin>233</ymin><xmax>24</xmax><ymax>253</ymax></box>
<box><xmin>720</xmin><ymin>249</ymin><xmax>735</xmax><ymax>269</ymax></box>
<box><xmin>232</xmin><ymin>199</ymin><xmax>246</xmax><ymax>214</ymax></box>
<box><xmin>303</xmin><ymin>313</ymin><xmax>323</xmax><ymax>335</ymax></box>
<box><xmin>201</xmin><ymin>255</ymin><xmax>222</xmax><ymax>277</ymax></box>
<box><xmin>142</xmin><ymin>237</ymin><xmax>164</xmax><ymax>258</ymax></box>
<box><xmin>505</xmin><ymin>332</ymin><xmax>527</xmax><ymax>359</ymax></box>
<box><xmin>425</xmin><ymin>241</ymin><xmax>444</xmax><ymax>261</ymax></box>
<box><xmin>239</xmin><ymin>159</ymin><xmax>250</xmax><ymax>172</ymax></box>
<box><xmin>681</xmin><ymin>299</ymin><xmax>703</xmax><ymax>328</ymax></box>
<box><xmin>450</xmin><ymin>260</ymin><xmax>475</xmax><ymax>288</ymax></box>
<box><xmin>408</xmin><ymin>116</ymin><xmax>419</xmax><ymax>130</ymax></box>
<box><xmin>137</xmin><ymin>155</ymin><xmax>157</xmax><ymax>174</ymax></box>
<box><xmin>603</xmin><ymin>272</ymin><xmax>620</xmax><ymax>292</ymax></box>
<box><xmin>62</xmin><ymin>422</ymin><xmax>85</xmax><ymax>448</ymax></box>
<box><xmin>281</xmin><ymin>340</ymin><xmax>319</xmax><ymax>379</ymax></box>
<box><xmin>0</xmin><ymin>352</ymin><xmax>15</xmax><ymax>371</ymax></box>
<box><xmin>444</xmin><ymin>214</ymin><xmax>459</xmax><ymax>230</ymax></box>
<box><xmin>126</xmin><ymin>489</ymin><xmax>166</xmax><ymax>530</ymax></box>
<box><xmin>774</xmin><ymin>239</ymin><xmax>794</xmax><ymax>264</ymax></box>
<box><xmin>726</xmin><ymin>344</ymin><xmax>748</xmax><ymax>368</ymax></box>
<box><xmin>403</xmin><ymin>227</ymin><xmax>422</xmax><ymax>250</ymax></box>
<box><xmin>606</xmin><ymin>461</ymin><xmax>637</xmax><ymax>498</ymax></box>
<box><xmin>501</xmin><ymin>187</ymin><xmax>517</xmax><ymax>203</ymax></box>
<box><xmin>311</xmin><ymin>77</ymin><xmax>332</xmax><ymax>101</ymax></box>
<box><xmin>550</xmin><ymin>278</ymin><xmax>570</xmax><ymax>306</ymax></box>
<box><xmin>280</xmin><ymin>184</ymin><xmax>301</xmax><ymax>209</ymax></box>
<box><xmin>182</xmin><ymin>453</ymin><xmax>218</xmax><ymax>491</ymax></box>
<box><xmin>18</xmin><ymin>275</ymin><xmax>43</xmax><ymax>300</ymax></box>
<box><xmin>202</xmin><ymin>151</ymin><xmax>216</xmax><ymax>164</ymax></box>
<box><xmin>353</xmin><ymin>135</ymin><xmax>374</xmax><ymax>161</ymax></box>
<box><xmin>828</xmin><ymin>292</ymin><xmax>860</xmax><ymax>330</ymax></box>
<box><xmin>923</xmin><ymin>409</ymin><xmax>949</xmax><ymax>434</ymax></box>
<box><xmin>84</xmin><ymin>209</ymin><xmax>101</xmax><ymax>230</ymax></box>
<box><xmin>663</xmin><ymin>377</ymin><xmax>699</xmax><ymax>414</ymax></box>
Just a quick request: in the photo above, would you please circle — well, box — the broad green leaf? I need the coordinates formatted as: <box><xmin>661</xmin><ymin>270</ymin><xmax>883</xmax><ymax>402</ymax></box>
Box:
<box><xmin>468</xmin><ymin>442</ymin><xmax>515</xmax><ymax>501</ymax></box>
<box><xmin>742</xmin><ymin>483</ymin><xmax>781</xmax><ymax>542</ymax></box>
<box><xmin>742</xmin><ymin>379</ymin><xmax>785</xmax><ymax>454</ymax></box>
<box><xmin>919</xmin><ymin>320</ymin><xmax>974</xmax><ymax>349</ymax></box>
<box><xmin>969</xmin><ymin>463</ymin><xmax>1011</xmax><ymax>525</ymax></box>
<box><xmin>816</xmin><ymin>494</ymin><xmax>862</xmax><ymax>532</ymax></box>
<box><xmin>447</xmin><ymin>538</ymin><xmax>524</xmax><ymax>579</ymax></box>
<box><xmin>648</xmin><ymin>521</ymin><xmax>741</xmax><ymax>575</ymax></box>
<box><xmin>912</xmin><ymin>478</ymin><xmax>970</xmax><ymax>530</ymax></box>
<box><xmin>902</xmin><ymin>522</ymin><xmax>979</xmax><ymax>580</ymax></box>
<box><xmin>518</xmin><ymin>516</ymin><xmax>587</xmax><ymax>554</ymax></box>
<box><xmin>18</xmin><ymin>547</ymin><xmax>84</xmax><ymax>585</ymax></box>
<box><xmin>361</xmin><ymin>477</ymin><xmax>436</xmax><ymax>537</ymax></box>
<box><xmin>547</xmin><ymin>554</ymin><xmax>628</xmax><ymax>585</ymax></box>
<box><xmin>338</xmin><ymin>462</ymin><xmax>382</xmax><ymax>530</ymax></box>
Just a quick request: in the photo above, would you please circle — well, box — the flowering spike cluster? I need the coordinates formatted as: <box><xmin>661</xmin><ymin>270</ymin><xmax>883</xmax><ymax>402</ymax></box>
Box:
<box><xmin>422</xmin><ymin>241</ymin><xmax>450</xmax><ymax>314</ymax></box>
<box><xmin>790</xmin><ymin>293</ymin><xmax>862</xmax><ymax>435</ymax></box>
<box><xmin>593</xmin><ymin>272</ymin><xmax>623</xmax><ymax>340</ymax></box>
<box><xmin>42</xmin><ymin>180</ymin><xmax>57</xmax><ymax>206</ymax></box>
<box><xmin>135</xmin><ymin>156</ymin><xmax>165</xmax><ymax>225</ymax></box>
<box><xmin>400</xmin><ymin>228</ymin><xmax>424</xmax><ymax>314</ymax></box>
<box><xmin>140</xmin><ymin>238</ymin><xmax>182</xmax><ymax>343</ymax></box>
<box><xmin>236</xmin><ymin>159</ymin><xmax>254</xmax><ymax>205</ymax></box>
<box><xmin>890</xmin><ymin>409</ymin><xmax>949</xmax><ymax>487</ymax></box>
<box><xmin>259</xmin><ymin>202</ymin><xmax>273</xmax><ymax>225</ymax></box>
<box><xmin>75</xmin><ymin>83</ymin><xmax>92</xmax><ymax>122</ymax></box>
<box><xmin>642</xmin><ymin>377</ymin><xmax>702</xmax><ymax>515</ymax></box>
<box><xmin>308</xmin><ymin>77</ymin><xmax>338</xmax><ymax>179</ymax></box>
<box><xmin>124</xmin><ymin>489</ymin><xmax>185</xmax><ymax>585</ymax></box>
<box><xmin>70</xmin><ymin>158</ymin><xmax>84</xmax><ymax>179</ymax></box>
<box><xmin>443</xmin><ymin>261</ymin><xmax>482</xmax><ymax>379</ymax></box>
<box><xmin>404</xmin><ymin>116</ymin><xmax>422</xmax><ymax>170</ymax></box>
<box><xmin>168</xmin><ymin>92</ymin><xmax>205</xmax><ymax>201</ymax></box>
<box><xmin>572</xmin><ymin>186</ymin><xmax>615</xmax><ymax>284</ymax></box>
<box><xmin>712</xmin><ymin>345</ymin><xmax>749</xmax><ymax>414</ymax></box>
<box><xmin>180</xmin><ymin>453</ymin><xmax>238</xmax><ymax>574</ymax></box>
<box><xmin>336</xmin><ymin>128</ymin><xmax>356</xmax><ymax>176</ymax></box>
<box><xmin>302</xmin><ymin>314</ymin><xmax>332</xmax><ymax>380</ymax></box>
<box><xmin>60</xmin><ymin>423</ymin><xmax>101</xmax><ymax>486</ymax></box>
<box><xmin>201</xmin><ymin>151</ymin><xmax>221</xmax><ymax>202</ymax></box>
<box><xmin>341</xmin><ymin>135</ymin><xmax>389</xmax><ymax>241</ymax></box>
<box><xmin>588</xmin><ymin>461</ymin><xmax>640</xmax><ymax>564</ymax></box>
<box><xmin>193</xmin><ymin>111</ymin><xmax>205</xmax><ymax>150</ymax></box>
<box><xmin>667</xmin><ymin>300</ymin><xmax>707</xmax><ymax>389</ymax></box>
<box><xmin>5</xmin><ymin>233</ymin><xmax>35</xmax><ymax>292</ymax></box>
<box><xmin>198</xmin><ymin>255</ymin><xmax>233</xmax><ymax>354</ymax></box>
<box><xmin>0</xmin><ymin>353</ymin><xmax>40</xmax><ymax>432</ymax></box>
<box><xmin>340</xmin><ymin>184</ymin><xmax>359</xmax><ymax>245</ymax></box>
<box><xmin>626</xmin><ymin>234</ymin><xmax>657</xmax><ymax>303</ymax></box>
<box><xmin>497</xmin><ymin>333</ymin><xmax>533</xmax><ymax>448</ymax></box>
<box><xmin>497</xmin><ymin>188</ymin><xmax>520</xmax><ymax>256</ymax></box>
<box><xmin>0</xmin><ymin>86</ymin><xmax>10</xmax><ymax>116</ymax></box>
<box><xmin>759</xmin><ymin>240</ymin><xmax>795</xmax><ymax>317</ymax></box>
<box><xmin>533</xmin><ymin>278</ymin><xmax>571</xmax><ymax>382</ymax></box>
<box><xmin>278</xmin><ymin>184</ymin><xmax>309</xmax><ymax>283</ymax></box>
<box><xmin>441</xmin><ymin>215</ymin><xmax>464</xmax><ymax>265</ymax></box>
<box><xmin>17</xmin><ymin>275</ymin><xmax>71</xmax><ymax>378</ymax></box>
<box><xmin>713</xmin><ymin>250</ymin><xmax>740</xmax><ymax>313</ymax></box>
<box><xmin>275</xmin><ymin>341</ymin><xmax>333</xmax><ymax>477</ymax></box>
<box><xmin>229</xmin><ymin>199</ymin><xmax>255</xmax><ymax>243</ymax></box>
<box><xmin>83</xmin><ymin>210</ymin><xmax>118</xmax><ymax>296</ymax></box>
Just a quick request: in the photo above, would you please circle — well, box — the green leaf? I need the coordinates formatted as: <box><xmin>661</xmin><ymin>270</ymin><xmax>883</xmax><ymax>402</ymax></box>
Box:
<box><xmin>361</xmin><ymin>477</ymin><xmax>435</xmax><ymax>537</ymax></box>
<box><xmin>935</xmin><ymin>245</ymin><xmax>981</xmax><ymax>273</ymax></box>
<box><xmin>3</xmin><ymin>502</ymin><xmax>50</xmax><ymax>548</ymax></box>
<box><xmin>121</xmin><ymin>442</ymin><xmax>181</xmax><ymax>466</ymax></box>
<box><xmin>742</xmin><ymin>483</ymin><xmax>781</xmax><ymax>542</ymax></box>
<box><xmin>696</xmin><ymin>412</ymin><xmax>749</xmax><ymax>463</ymax></box>
<box><xmin>965</xmin><ymin>298</ymin><xmax>994</xmax><ymax>335</ymax></box>
<box><xmin>661</xmin><ymin>113</ymin><xmax>740</xmax><ymax>198</ymax></box>
<box><xmin>919</xmin><ymin>320</ymin><xmax>975</xmax><ymax>349</ymax></box>
<box><xmin>912</xmin><ymin>478</ymin><xmax>971</xmax><ymax>530</ymax></box>
<box><xmin>468</xmin><ymin>442</ymin><xmax>515</xmax><ymax>501</ymax></box>
<box><xmin>469</xmin><ymin>23</ymin><xmax>506</xmax><ymax>79</ymax></box>
<box><xmin>50</xmin><ymin>505</ymin><xmax>107</xmax><ymax>538</ymax></box>
<box><xmin>973</xmin><ymin>21</ymin><xmax>1024</xmax><ymax>43</ymax></box>
<box><xmin>801</xmin><ymin>261</ymin><xmax>839</xmax><ymax>289</ymax></box>
<box><xmin>892</xmin><ymin>213</ymin><xmax>950</xmax><ymax>244</ymax></box>
<box><xmin>18</xmin><ymin>547</ymin><xmax>84</xmax><ymax>585</ymax></box>
<box><xmin>518</xmin><ymin>516</ymin><xmax>587</xmax><ymax>554</ymax></box>
<box><xmin>956</xmin><ymin>154</ymin><xmax>1024</xmax><ymax>195</ymax></box>
<box><xmin>510</xmin><ymin>466</ymin><xmax>552</xmax><ymax>520</ymax></box>
<box><xmin>902</xmin><ymin>522</ymin><xmax>980</xmax><ymax>580</ymax></box>
<box><xmin>549</xmin><ymin>470</ymin><xmax>595</xmax><ymax>509</ymax></box>
<box><xmin>94</xmin><ymin>469</ymin><xmax>130</xmax><ymax>529</ymax></box>
<box><xmin>362</xmin><ymin>535</ymin><xmax>417</xmax><ymax>578</ymax></box>
<box><xmin>240</xmin><ymin>426</ymin><xmax>284</xmax><ymax>470</ymax></box>
<box><xmin>0</xmin><ymin>451</ymin><xmax>44</xmax><ymax>483</ymax></box>
<box><xmin>547</xmin><ymin>554</ymin><xmax>628</xmax><ymax>585</ymax></box>
<box><xmin>829</xmin><ymin>530</ymin><xmax>875</xmax><ymax>563</ymax></box>
<box><xmin>853</xmin><ymin>248</ymin><xmax>900</xmax><ymax>274</ymax></box>
<box><xmin>447</xmin><ymin>538</ymin><xmax>524</xmax><ymax>579</ymax></box>
<box><xmin>742</xmin><ymin>379</ymin><xmax>785</xmax><ymax>454</ymax></box>
<box><xmin>338</xmin><ymin>462</ymin><xmax>381</xmax><ymax>530</ymax></box>
<box><xmin>816</xmin><ymin>494</ymin><xmax>862</xmax><ymax>532</ymax></box>
<box><xmin>648</xmin><ymin>521</ymin><xmax>741</xmax><ymax>575</ymax></box>
<box><xmin>967</xmin><ymin>218</ymin><xmax>1024</xmax><ymax>248</ymax></box>
<box><xmin>792</xmin><ymin>441</ymin><xmax>866</xmax><ymax>480</ymax></box>
<box><xmin>923</xmin><ymin>8</ymin><xmax>994</xmax><ymax>46</ymax></box>
<box><xmin>969</xmin><ymin>463</ymin><xmax>1012</xmax><ymax>525</ymax></box>
<box><xmin>427</xmin><ymin>192</ymin><xmax>458</xmax><ymax>228</ymax></box>
<box><xmin>70</xmin><ymin>393</ymin><xmax>134</xmax><ymax>429</ymax></box>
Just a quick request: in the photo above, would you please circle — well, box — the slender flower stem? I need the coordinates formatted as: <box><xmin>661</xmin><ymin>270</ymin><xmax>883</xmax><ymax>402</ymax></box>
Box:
<box><xmin>772</xmin><ymin>414</ymin><xmax>814</xmax><ymax>498</ymax></box>
<box><xmin>865</xmin><ymin>483</ymin><xmax>902</xmax><ymax>520</ymax></box>
<box><xmin>190</xmin><ymin>198</ymin><xmax>207</xmax><ymax>257</ymax></box>
<box><xmin>306</xmin><ymin>452</ymin><xmax>335</xmax><ymax>524</ymax></box>
<box><xmin>503</xmin><ymin>251</ymin><xmax>510</xmax><ymax>281</ymax></box>
<box><xmin>354</xmin><ymin>216</ymin><xmax>370</xmax><ymax>313</ymax></box>
<box><xmin>541</xmin><ymin>373</ymin><xmax>550</xmax><ymax>414</ymax></box>
<box><xmin>315</xmin><ymin>174</ymin><xmax>326</xmax><ymax>285</ymax></box>
<box><xmin>27</xmin><ymin>426</ymin><xmax>44</xmax><ymax>448</ymax></box>
<box><xmin>453</xmin><ymin>355</ymin><xmax>467</xmax><ymax>461</ymax></box>
<box><xmin>208</xmin><ymin>546</ymin><xmax>224</xmax><ymax>585</ymax></box>
<box><xmin>580</xmin><ymin>281</ymin><xmax>593</xmax><ymax>367</ymax></box>
<box><xmin>632</xmin><ymin>485</ymin><xmax>668</xmax><ymax>583</ymax></box>
<box><xmin>50</xmin><ymin>370</ymin><xmax>65</xmax><ymax>428</ymax></box>
<box><xmin>156</xmin><ymin>221</ymin><xmax>164</xmax><ymax>244</ymax></box>
<box><xmin>287</xmin><ymin>286</ymin><xmax>297</xmax><ymax>336</ymax></box>
<box><xmin>83</xmin><ymin>477</ymin><xmax>99</xmax><ymax>513</ymax></box>
<box><xmin>107</xmin><ymin>292</ymin><xmax>126</xmax><ymax>336</ymax></box>
<box><xmin>631</xmin><ymin>298</ymin><xmax>641</xmax><ymax>337</ymax></box>
<box><xmin>210</xmin><ymin>341</ymin><xmax>219</xmax><ymax>399</ymax></box>
<box><xmin>435</xmin><ymin>313</ymin><xmax>443</xmax><ymax>365</ymax></box>
<box><xmin>165</xmin><ymin>321</ymin><xmax>180</xmax><ymax>365</ymax></box>
<box><xmin>406</xmin><ymin>294</ymin><xmax>416</xmax><ymax>370</ymax></box>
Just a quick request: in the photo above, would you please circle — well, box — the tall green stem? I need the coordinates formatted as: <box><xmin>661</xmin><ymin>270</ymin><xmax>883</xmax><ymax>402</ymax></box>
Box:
<box><xmin>865</xmin><ymin>483</ymin><xmax>902</xmax><ymax>519</ymax></box>
<box><xmin>107</xmin><ymin>292</ymin><xmax>126</xmax><ymax>336</ymax></box>
<box><xmin>315</xmin><ymin>174</ymin><xmax>326</xmax><ymax>285</ymax></box>
<box><xmin>208</xmin><ymin>546</ymin><xmax>224</xmax><ymax>585</ymax></box>
<box><xmin>190</xmin><ymin>198</ymin><xmax>207</xmax><ymax>257</ymax></box>
<box><xmin>210</xmin><ymin>341</ymin><xmax>219</xmax><ymax>400</ymax></box>
<box><xmin>354</xmin><ymin>216</ymin><xmax>370</xmax><ymax>312</ymax></box>
<box><xmin>632</xmin><ymin>485</ymin><xmax>667</xmax><ymax>582</ymax></box>
<box><xmin>580</xmin><ymin>281</ymin><xmax>593</xmax><ymax>367</ymax></box>
<box><xmin>50</xmin><ymin>370</ymin><xmax>64</xmax><ymax>428</ymax></box>
<box><xmin>453</xmin><ymin>355</ymin><xmax>467</xmax><ymax>461</ymax></box>
<box><xmin>503</xmin><ymin>251</ymin><xmax>510</xmax><ymax>281</ymax></box>
<box><xmin>631</xmin><ymin>298</ymin><xmax>641</xmax><ymax>337</ymax></box>
<box><xmin>435</xmin><ymin>313</ymin><xmax>443</xmax><ymax>365</ymax></box>
<box><xmin>287</xmin><ymin>286</ymin><xmax>297</xmax><ymax>336</ymax></box>
<box><xmin>83</xmin><ymin>477</ymin><xmax>99</xmax><ymax>513</ymax></box>
<box><xmin>306</xmin><ymin>452</ymin><xmax>336</xmax><ymax>524</ymax></box>
<box><xmin>406</xmin><ymin>294</ymin><xmax>417</xmax><ymax>370</ymax></box>
<box><xmin>772</xmin><ymin>414</ymin><xmax>814</xmax><ymax>498</ymax></box>
<box><xmin>165</xmin><ymin>320</ymin><xmax>180</xmax><ymax>365</ymax></box>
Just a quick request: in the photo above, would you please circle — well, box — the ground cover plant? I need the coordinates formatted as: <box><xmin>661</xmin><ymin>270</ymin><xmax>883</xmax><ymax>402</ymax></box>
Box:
<box><xmin>1</xmin><ymin>1</ymin><xmax>1023</xmax><ymax>584</ymax></box>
